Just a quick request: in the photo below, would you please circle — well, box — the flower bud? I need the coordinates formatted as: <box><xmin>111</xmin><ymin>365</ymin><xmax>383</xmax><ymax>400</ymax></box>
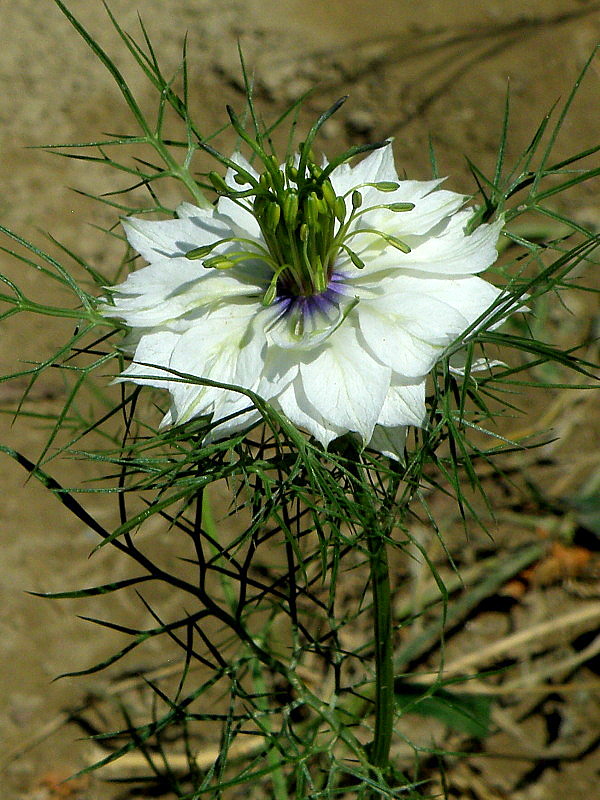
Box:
<box><xmin>320</xmin><ymin>179</ymin><xmax>337</xmax><ymax>210</ymax></box>
<box><xmin>285</xmin><ymin>160</ymin><xmax>298</xmax><ymax>183</ymax></box>
<box><xmin>374</xmin><ymin>181</ymin><xmax>400</xmax><ymax>192</ymax></box>
<box><xmin>304</xmin><ymin>192</ymin><xmax>320</xmax><ymax>228</ymax></box>
<box><xmin>334</xmin><ymin>196</ymin><xmax>347</xmax><ymax>224</ymax></box>
<box><xmin>186</xmin><ymin>243</ymin><xmax>217</xmax><ymax>260</ymax></box>
<box><xmin>283</xmin><ymin>190</ymin><xmax>299</xmax><ymax>229</ymax></box>
<box><xmin>204</xmin><ymin>255</ymin><xmax>235</xmax><ymax>269</ymax></box>
<box><xmin>265</xmin><ymin>201</ymin><xmax>281</xmax><ymax>232</ymax></box>
<box><xmin>312</xmin><ymin>254</ymin><xmax>326</xmax><ymax>292</ymax></box>
<box><xmin>253</xmin><ymin>195</ymin><xmax>268</xmax><ymax>223</ymax></box>
<box><xmin>348</xmin><ymin>248</ymin><xmax>365</xmax><ymax>269</ymax></box>
<box><xmin>315</xmin><ymin>194</ymin><xmax>329</xmax><ymax>218</ymax></box>
<box><xmin>387</xmin><ymin>202</ymin><xmax>415</xmax><ymax>212</ymax></box>
<box><xmin>208</xmin><ymin>171</ymin><xmax>230</xmax><ymax>194</ymax></box>
<box><xmin>258</xmin><ymin>172</ymin><xmax>273</xmax><ymax>193</ymax></box>
<box><xmin>307</xmin><ymin>156</ymin><xmax>320</xmax><ymax>177</ymax></box>
<box><xmin>383</xmin><ymin>234</ymin><xmax>411</xmax><ymax>253</ymax></box>
<box><xmin>262</xmin><ymin>274</ymin><xmax>280</xmax><ymax>306</ymax></box>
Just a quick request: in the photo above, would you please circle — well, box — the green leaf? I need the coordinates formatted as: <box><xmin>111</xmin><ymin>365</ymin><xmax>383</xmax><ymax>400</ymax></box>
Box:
<box><xmin>394</xmin><ymin>681</ymin><xmax>493</xmax><ymax>738</ymax></box>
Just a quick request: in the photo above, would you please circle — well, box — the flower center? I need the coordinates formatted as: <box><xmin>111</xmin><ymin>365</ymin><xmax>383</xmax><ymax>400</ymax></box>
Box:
<box><xmin>184</xmin><ymin>101</ymin><xmax>415</xmax><ymax>312</ymax></box>
<box><xmin>186</xmin><ymin>158</ymin><xmax>414</xmax><ymax>306</ymax></box>
<box><xmin>254</xmin><ymin>161</ymin><xmax>345</xmax><ymax>300</ymax></box>
<box><xmin>267</xmin><ymin>270</ymin><xmax>358</xmax><ymax>349</ymax></box>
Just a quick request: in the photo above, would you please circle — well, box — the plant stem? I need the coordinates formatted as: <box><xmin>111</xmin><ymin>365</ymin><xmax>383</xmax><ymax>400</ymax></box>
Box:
<box><xmin>344</xmin><ymin>440</ymin><xmax>395</xmax><ymax>772</ymax></box>
<box><xmin>367</xmin><ymin>523</ymin><xmax>394</xmax><ymax>769</ymax></box>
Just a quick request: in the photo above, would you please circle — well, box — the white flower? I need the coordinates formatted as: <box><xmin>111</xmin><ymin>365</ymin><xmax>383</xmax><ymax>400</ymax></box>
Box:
<box><xmin>101</xmin><ymin>141</ymin><xmax>504</xmax><ymax>459</ymax></box>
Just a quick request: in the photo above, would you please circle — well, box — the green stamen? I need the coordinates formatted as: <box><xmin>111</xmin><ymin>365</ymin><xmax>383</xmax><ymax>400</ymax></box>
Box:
<box><xmin>208</xmin><ymin>171</ymin><xmax>230</xmax><ymax>194</ymax></box>
<box><xmin>196</xmin><ymin>111</ymin><xmax>413</xmax><ymax>303</ymax></box>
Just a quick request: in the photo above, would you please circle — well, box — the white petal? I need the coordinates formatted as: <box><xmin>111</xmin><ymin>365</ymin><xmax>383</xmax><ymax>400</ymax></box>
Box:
<box><xmin>204</xmin><ymin>406</ymin><xmax>263</xmax><ymax>443</ymax></box>
<box><xmin>225</xmin><ymin>152</ymin><xmax>260</xmax><ymax>190</ymax></box>
<box><xmin>167</xmin><ymin>300</ymin><xmax>263</xmax><ymax>422</ymax></box>
<box><xmin>358</xmin><ymin>272</ymin><xmax>504</xmax><ymax>337</ymax></box>
<box><xmin>276</xmin><ymin>381</ymin><xmax>345</xmax><ymax>447</ymax></box>
<box><xmin>163</xmin><ymin>380</ymin><xmax>211</xmax><ymax>426</ymax></box>
<box><xmin>405</xmin><ymin>275</ymin><xmax>502</xmax><ymax>323</ymax></box>
<box><xmin>328</xmin><ymin>141</ymin><xmax>397</xmax><ymax>197</ymax></box>
<box><xmin>367</xmin><ymin>425</ymin><xmax>407</xmax><ymax>461</ymax></box>
<box><xmin>257</xmin><ymin>338</ymin><xmax>300</xmax><ymax>399</ymax></box>
<box><xmin>357</xmin><ymin>293</ymin><xmax>469</xmax><ymax>377</ymax></box>
<box><xmin>388</xmin><ymin>213</ymin><xmax>503</xmax><ymax>276</ymax></box>
<box><xmin>359</xmin><ymin>188</ymin><xmax>465</xmax><ymax>238</ymax></box>
<box><xmin>299</xmin><ymin>322</ymin><xmax>391</xmax><ymax>442</ymax></box>
<box><xmin>122</xmin><ymin>212</ymin><xmax>219</xmax><ymax>262</ymax></box>
<box><xmin>177</xmin><ymin>201</ymin><xmax>207</xmax><ymax>218</ymax></box>
<box><xmin>217</xmin><ymin>197</ymin><xmax>262</xmax><ymax>239</ymax></box>
<box><xmin>233</xmin><ymin>306</ymin><xmax>275</xmax><ymax>388</ymax></box>
<box><xmin>214</xmin><ymin>153</ymin><xmax>263</xmax><ymax>237</ymax></box>
<box><xmin>209</xmin><ymin>380</ymin><xmax>263</xmax><ymax>435</ymax></box>
<box><xmin>118</xmin><ymin>329</ymin><xmax>181</xmax><ymax>389</ymax></box>
<box><xmin>103</xmin><ymin>261</ymin><xmax>268</xmax><ymax>328</ymax></box>
<box><xmin>377</xmin><ymin>378</ymin><xmax>427</xmax><ymax>428</ymax></box>
<box><xmin>388</xmin><ymin>177</ymin><xmax>447</xmax><ymax>204</ymax></box>
<box><xmin>347</xmin><ymin>140</ymin><xmax>399</xmax><ymax>185</ymax></box>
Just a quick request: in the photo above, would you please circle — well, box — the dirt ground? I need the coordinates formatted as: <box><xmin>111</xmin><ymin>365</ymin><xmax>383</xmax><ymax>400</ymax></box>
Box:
<box><xmin>1</xmin><ymin>1</ymin><xmax>599</xmax><ymax>798</ymax></box>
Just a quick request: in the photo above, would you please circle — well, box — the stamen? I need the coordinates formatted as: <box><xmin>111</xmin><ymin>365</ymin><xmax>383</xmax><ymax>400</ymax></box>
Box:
<box><xmin>197</xmin><ymin>133</ymin><xmax>413</xmax><ymax>314</ymax></box>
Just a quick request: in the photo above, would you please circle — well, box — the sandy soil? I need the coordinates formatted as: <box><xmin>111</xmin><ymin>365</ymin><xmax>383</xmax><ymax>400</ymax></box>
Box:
<box><xmin>1</xmin><ymin>1</ymin><xmax>599</xmax><ymax>798</ymax></box>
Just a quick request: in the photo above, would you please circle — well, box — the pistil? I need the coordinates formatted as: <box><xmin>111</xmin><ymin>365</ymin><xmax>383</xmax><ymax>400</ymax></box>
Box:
<box><xmin>187</xmin><ymin>99</ymin><xmax>416</xmax><ymax>312</ymax></box>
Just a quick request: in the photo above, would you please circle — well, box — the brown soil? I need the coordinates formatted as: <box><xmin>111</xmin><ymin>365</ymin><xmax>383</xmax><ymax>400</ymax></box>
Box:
<box><xmin>1</xmin><ymin>1</ymin><xmax>599</xmax><ymax>799</ymax></box>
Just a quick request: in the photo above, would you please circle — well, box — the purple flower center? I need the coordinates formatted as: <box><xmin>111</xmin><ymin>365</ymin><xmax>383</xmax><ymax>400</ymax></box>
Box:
<box><xmin>276</xmin><ymin>271</ymin><xmax>348</xmax><ymax>318</ymax></box>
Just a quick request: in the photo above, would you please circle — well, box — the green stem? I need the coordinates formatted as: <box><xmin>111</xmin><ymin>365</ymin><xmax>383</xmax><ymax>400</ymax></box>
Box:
<box><xmin>344</xmin><ymin>440</ymin><xmax>395</xmax><ymax>773</ymax></box>
<box><xmin>367</xmin><ymin>527</ymin><xmax>394</xmax><ymax>769</ymax></box>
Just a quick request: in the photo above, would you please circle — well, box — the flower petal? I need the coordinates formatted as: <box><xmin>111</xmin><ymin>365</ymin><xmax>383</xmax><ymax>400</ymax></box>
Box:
<box><xmin>406</xmin><ymin>274</ymin><xmax>503</xmax><ymax>323</ymax></box>
<box><xmin>389</xmin><ymin>212</ymin><xmax>503</xmax><ymax>275</ymax></box>
<box><xmin>217</xmin><ymin>152</ymin><xmax>263</xmax><ymax>238</ymax></box>
<box><xmin>225</xmin><ymin>151</ymin><xmax>260</xmax><ymax>189</ymax></box>
<box><xmin>103</xmin><ymin>260</ymin><xmax>269</xmax><ymax>328</ymax></box>
<box><xmin>217</xmin><ymin>197</ymin><xmax>262</xmax><ymax>240</ymax></box>
<box><xmin>118</xmin><ymin>328</ymin><xmax>181</xmax><ymax>390</ymax></box>
<box><xmin>257</xmin><ymin>337</ymin><xmax>300</xmax><ymax>399</ymax></box>
<box><xmin>299</xmin><ymin>322</ymin><xmax>391</xmax><ymax>442</ymax></box>
<box><xmin>167</xmin><ymin>300</ymin><xmax>263</xmax><ymax>422</ymax></box>
<box><xmin>206</xmin><ymin>395</ymin><xmax>263</xmax><ymax>441</ymax></box>
<box><xmin>122</xmin><ymin>211</ymin><xmax>218</xmax><ymax>262</ymax></box>
<box><xmin>357</xmin><ymin>292</ymin><xmax>469</xmax><ymax>377</ymax></box>
<box><xmin>360</xmin><ymin>188</ymin><xmax>465</xmax><ymax>238</ymax></box>
<box><xmin>329</xmin><ymin>140</ymin><xmax>399</xmax><ymax>196</ymax></box>
<box><xmin>377</xmin><ymin>378</ymin><xmax>427</xmax><ymax>428</ymax></box>
<box><xmin>276</xmin><ymin>380</ymin><xmax>346</xmax><ymax>447</ymax></box>
<box><xmin>368</xmin><ymin>425</ymin><xmax>407</xmax><ymax>461</ymax></box>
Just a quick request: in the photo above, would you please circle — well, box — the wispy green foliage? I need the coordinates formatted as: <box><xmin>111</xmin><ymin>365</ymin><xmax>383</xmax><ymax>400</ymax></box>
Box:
<box><xmin>0</xmin><ymin>3</ymin><xmax>598</xmax><ymax>798</ymax></box>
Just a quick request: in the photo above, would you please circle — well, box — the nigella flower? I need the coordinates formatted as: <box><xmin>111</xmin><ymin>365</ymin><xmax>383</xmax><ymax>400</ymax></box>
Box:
<box><xmin>101</xmin><ymin>128</ymin><xmax>504</xmax><ymax>459</ymax></box>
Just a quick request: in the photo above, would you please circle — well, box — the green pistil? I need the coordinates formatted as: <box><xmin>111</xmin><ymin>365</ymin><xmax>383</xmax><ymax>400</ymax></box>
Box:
<box><xmin>252</xmin><ymin>169</ymin><xmax>342</xmax><ymax>298</ymax></box>
<box><xmin>187</xmin><ymin>148</ymin><xmax>416</xmax><ymax>302</ymax></box>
